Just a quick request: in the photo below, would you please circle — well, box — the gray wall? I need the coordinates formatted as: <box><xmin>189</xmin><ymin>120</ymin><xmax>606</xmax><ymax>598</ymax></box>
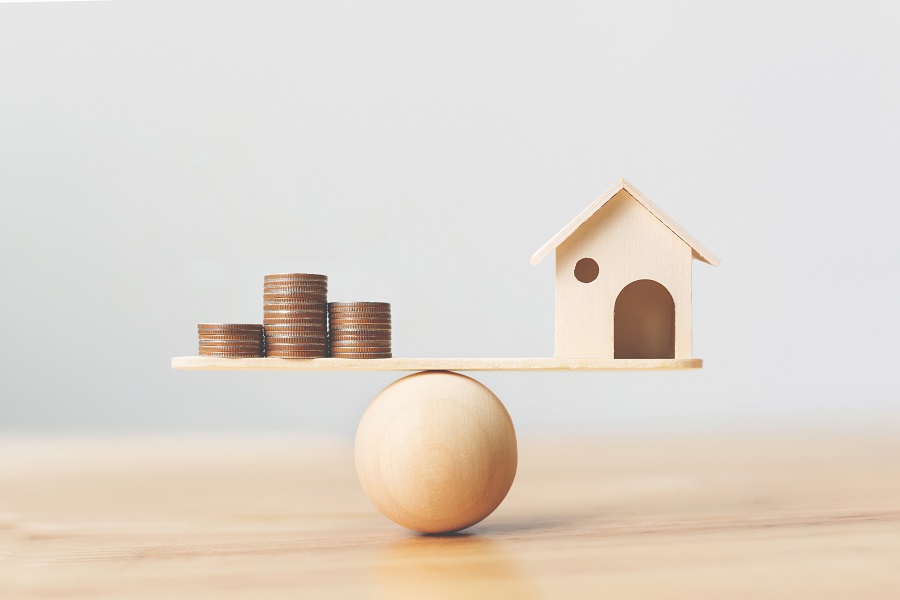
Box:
<box><xmin>2</xmin><ymin>1</ymin><xmax>898</xmax><ymax>435</ymax></box>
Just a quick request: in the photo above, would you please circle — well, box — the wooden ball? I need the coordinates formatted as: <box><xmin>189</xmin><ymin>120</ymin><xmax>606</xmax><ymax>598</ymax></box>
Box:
<box><xmin>355</xmin><ymin>371</ymin><xmax>517</xmax><ymax>534</ymax></box>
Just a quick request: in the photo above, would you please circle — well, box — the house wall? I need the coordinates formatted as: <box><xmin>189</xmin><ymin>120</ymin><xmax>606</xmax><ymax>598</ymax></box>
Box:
<box><xmin>554</xmin><ymin>189</ymin><xmax>693</xmax><ymax>358</ymax></box>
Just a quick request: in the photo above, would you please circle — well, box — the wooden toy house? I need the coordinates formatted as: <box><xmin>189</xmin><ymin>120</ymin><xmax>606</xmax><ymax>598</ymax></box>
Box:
<box><xmin>531</xmin><ymin>178</ymin><xmax>719</xmax><ymax>360</ymax></box>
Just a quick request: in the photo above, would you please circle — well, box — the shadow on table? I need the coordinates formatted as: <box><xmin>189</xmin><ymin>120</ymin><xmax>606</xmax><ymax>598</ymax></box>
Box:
<box><xmin>373</xmin><ymin>534</ymin><xmax>538</xmax><ymax>599</ymax></box>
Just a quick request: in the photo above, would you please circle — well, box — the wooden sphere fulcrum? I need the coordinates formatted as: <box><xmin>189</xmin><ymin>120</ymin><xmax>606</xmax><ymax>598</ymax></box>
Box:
<box><xmin>355</xmin><ymin>371</ymin><xmax>517</xmax><ymax>534</ymax></box>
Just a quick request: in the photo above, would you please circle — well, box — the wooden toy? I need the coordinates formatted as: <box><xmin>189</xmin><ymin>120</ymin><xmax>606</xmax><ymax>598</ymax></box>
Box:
<box><xmin>355</xmin><ymin>372</ymin><xmax>517</xmax><ymax>533</ymax></box>
<box><xmin>531</xmin><ymin>178</ymin><xmax>719</xmax><ymax>359</ymax></box>
<box><xmin>171</xmin><ymin>178</ymin><xmax>718</xmax><ymax>534</ymax></box>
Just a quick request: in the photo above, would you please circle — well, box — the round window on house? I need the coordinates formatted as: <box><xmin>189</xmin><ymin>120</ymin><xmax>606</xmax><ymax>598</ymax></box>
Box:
<box><xmin>574</xmin><ymin>257</ymin><xmax>599</xmax><ymax>283</ymax></box>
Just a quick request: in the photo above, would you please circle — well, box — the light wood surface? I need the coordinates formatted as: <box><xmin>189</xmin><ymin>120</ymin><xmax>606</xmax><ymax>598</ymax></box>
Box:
<box><xmin>553</xmin><ymin>187</ymin><xmax>694</xmax><ymax>358</ymax></box>
<box><xmin>3</xmin><ymin>432</ymin><xmax>899</xmax><ymax>599</ymax></box>
<box><xmin>531</xmin><ymin>178</ymin><xmax>720</xmax><ymax>266</ymax></box>
<box><xmin>355</xmin><ymin>372</ymin><xmax>517</xmax><ymax>533</ymax></box>
<box><xmin>170</xmin><ymin>356</ymin><xmax>703</xmax><ymax>371</ymax></box>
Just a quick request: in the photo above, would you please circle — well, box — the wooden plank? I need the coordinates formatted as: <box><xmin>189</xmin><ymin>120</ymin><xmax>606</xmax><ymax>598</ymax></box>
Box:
<box><xmin>2</xmin><ymin>433</ymin><xmax>899</xmax><ymax>598</ymax></box>
<box><xmin>170</xmin><ymin>356</ymin><xmax>703</xmax><ymax>371</ymax></box>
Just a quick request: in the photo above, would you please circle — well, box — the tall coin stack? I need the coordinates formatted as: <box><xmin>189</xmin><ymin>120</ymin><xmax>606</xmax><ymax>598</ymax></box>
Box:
<box><xmin>263</xmin><ymin>273</ymin><xmax>328</xmax><ymax>358</ymax></box>
<box><xmin>197</xmin><ymin>324</ymin><xmax>264</xmax><ymax>358</ymax></box>
<box><xmin>328</xmin><ymin>302</ymin><xmax>392</xmax><ymax>359</ymax></box>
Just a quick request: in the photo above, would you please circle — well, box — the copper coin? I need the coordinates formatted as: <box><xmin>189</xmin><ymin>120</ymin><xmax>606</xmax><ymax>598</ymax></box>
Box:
<box><xmin>264</xmin><ymin>316</ymin><xmax>327</xmax><ymax>322</ymax></box>
<box><xmin>264</xmin><ymin>333</ymin><xmax>327</xmax><ymax>340</ymax></box>
<box><xmin>263</xmin><ymin>299</ymin><xmax>327</xmax><ymax>307</ymax></box>
<box><xmin>264</xmin><ymin>319</ymin><xmax>328</xmax><ymax>326</ymax></box>
<box><xmin>198</xmin><ymin>337</ymin><xmax>264</xmax><ymax>344</ymax></box>
<box><xmin>328</xmin><ymin>301</ymin><xmax>389</xmax><ymax>308</ymax></box>
<box><xmin>327</xmin><ymin>317</ymin><xmax>391</xmax><ymax>324</ymax></box>
<box><xmin>328</xmin><ymin>308</ymin><xmax>391</xmax><ymax>314</ymax></box>
<box><xmin>263</xmin><ymin>273</ymin><xmax>328</xmax><ymax>281</ymax></box>
<box><xmin>330</xmin><ymin>347</ymin><xmax>392</xmax><ymax>353</ymax></box>
<box><xmin>265</xmin><ymin>345</ymin><xmax>328</xmax><ymax>351</ymax></box>
<box><xmin>264</xmin><ymin>288</ymin><xmax>327</xmax><ymax>296</ymax></box>
<box><xmin>328</xmin><ymin>313</ymin><xmax>391</xmax><ymax>323</ymax></box>
<box><xmin>264</xmin><ymin>276</ymin><xmax>327</xmax><ymax>286</ymax></box>
<box><xmin>330</xmin><ymin>353</ymin><xmax>392</xmax><ymax>359</ymax></box>
<box><xmin>264</xmin><ymin>309</ymin><xmax>327</xmax><ymax>316</ymax></box>
<box><xmin>263</xmin><ymin>280</ymin><xmax>327</xmax><ymax>286</ymax></box>
<box><xmin>199</xmin><ymin>351</ymin><xmax>264</xmax><ymax>358</ymax></box>
<box><xmin>198</xmin><ymin>340</ymin><xmax>264</xmax><ymax>346</ymax></box>
<box><xmin>263</xmin><ymin>283</ymin><xmax>328</xmax><ymax>296</ymax></box>
<box><xmin>329</xmin><ymin>332</ymin><xmax>392</xmax><ymax>340</ymax></box>
<box><xmin>266</xmin><ymin>351</ymin><xmax>328</xmax><ymax>358</ymax></box>
<box><xmin>263</xmin><ymin>296</ymin><xmax>326</xmax><ymax>304</ymax></box>
<box><xmin>264</xmin><ymin>324</ymin><xmax>326</xmax><ymax>331</ymax></box>
<box><xmin>264</xmin><ymin>331</ymin><xmax>325</xmax><ymax>337</ymax></box>
<box><xmin>264</xmin><ymin>292</ymin><xmax>326</xmax><ymax>298</ymax></box>
<box><xmin>198</xmin><ymin>323</ymin><xmax>263</xmax><ymax>330</ymax></box>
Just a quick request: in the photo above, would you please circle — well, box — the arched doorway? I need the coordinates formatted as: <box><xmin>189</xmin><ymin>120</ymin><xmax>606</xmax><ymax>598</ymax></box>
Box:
<box><xmin>614</xmin><ymin>280</ymin><xmax>675</xmax><ymax>359</ymax></box>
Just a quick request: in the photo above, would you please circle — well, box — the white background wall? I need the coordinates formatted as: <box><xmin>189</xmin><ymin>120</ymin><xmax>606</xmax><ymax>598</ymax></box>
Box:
<box><xmin>1</xmin><ymin>1</ymin><xmax>898</xmax><ymax>436</ymax></box>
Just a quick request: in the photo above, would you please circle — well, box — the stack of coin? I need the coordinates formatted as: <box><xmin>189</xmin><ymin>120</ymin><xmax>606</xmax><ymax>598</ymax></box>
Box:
<box><xmin>197</xmin><ymin>324</ymin><xmax>264</xmax><ymax>358</ymax></box>
<box><xmin>328</xmin><ymin>302</ymin><xmax>392</xmax><ymax>359</ymax></box>
<box><xmin>263</xmin><ymin>273</ymin><xmax>328</xmax><ymax>358</ymax></box>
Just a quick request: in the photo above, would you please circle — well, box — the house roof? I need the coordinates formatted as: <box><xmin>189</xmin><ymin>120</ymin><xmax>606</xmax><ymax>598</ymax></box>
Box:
<box><xmin>530</xmin><ymin>178</ymin><xmax>721</xmax><ymax>266</ymax></box>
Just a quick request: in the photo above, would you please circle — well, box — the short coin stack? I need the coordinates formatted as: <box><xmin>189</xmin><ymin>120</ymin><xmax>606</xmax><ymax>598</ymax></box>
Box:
<box><xmin>197</xmin><ymin>323</ymin><xmax>264</xmax><ymax>358</ymax></box>
<box><xmin>263</xmin><ymin>273</ymin><xmax>328</xmax><ymax>358</ymax></box>
<box><xmin>328</xmin><ymin>302</ymin><xmax>392</xmax><ymax>359</ymax></box>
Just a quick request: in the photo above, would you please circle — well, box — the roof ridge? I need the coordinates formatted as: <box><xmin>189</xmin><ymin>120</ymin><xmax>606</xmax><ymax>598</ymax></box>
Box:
<box><xmin>530</xmin><ymin>179</ymin><xmax>720</xmax><ymax>266</ymax></box>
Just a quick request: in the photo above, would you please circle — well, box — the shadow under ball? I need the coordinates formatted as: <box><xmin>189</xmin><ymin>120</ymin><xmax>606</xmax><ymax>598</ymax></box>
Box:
<box><xmin>354</xmin><ymin>371</ymin><xmax>518</xmax><ymax>534</ymax></box>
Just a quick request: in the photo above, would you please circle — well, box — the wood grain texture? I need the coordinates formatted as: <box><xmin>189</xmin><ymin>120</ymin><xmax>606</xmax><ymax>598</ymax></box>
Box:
<box><xmin>554</xmin><ymin>188</ymin><xmax>693</xmax><ymax>358</ymax></box>
<box><xmin>531</xmin><ymin>178</ymin><xmax>720</xmax><ymax>266</ymax></box>
<box><xmin>355</xmin><ymin>372</ymin><xmax>517</xmax><ymax>533</ymax></box>
<box><xmin>170</xmin><ymin>356</ymin><xmax>703</xmax><ymax>371</ymax></box>
<box><xmin>2</xmin><ymin>432</ymin><xmax>899</xmax><ymax>599</ymax></box>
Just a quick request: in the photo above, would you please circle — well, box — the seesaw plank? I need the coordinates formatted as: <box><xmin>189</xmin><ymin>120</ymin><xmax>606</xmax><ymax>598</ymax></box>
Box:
<box><xmin>171</xmin><ymin>356</ymin><xmax>702</xmax><ymax>371</ymax></box>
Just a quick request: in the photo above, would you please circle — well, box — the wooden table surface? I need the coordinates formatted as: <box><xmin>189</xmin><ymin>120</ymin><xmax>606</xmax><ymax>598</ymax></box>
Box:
<box><xmin>2</xmin><ymin>432</ymin><xmax>899</xmax><ymax>598</ymax></box>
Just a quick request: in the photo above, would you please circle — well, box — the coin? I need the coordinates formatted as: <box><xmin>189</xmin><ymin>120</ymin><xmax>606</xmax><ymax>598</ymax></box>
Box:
<box><xmin>198</xmin><ymin>323</ymin><xmax>263</xmax><ymax>330</ymax></box>
<box><xmin>264</xmin><ymin>319</ymin><xmax>328</xmax><ymax>325</ymax></box>
<box><xmin>266</xmin><ymin>350</ymin><xmax>327</xmax><ymax>358</ymax></box>
<box><xmin>264</xmin><ymin>272</ymin><xmax>327</xmax><ymax>279</ymax></box>
<box><xmin>263</xmin><ymin>290</ymin><xmax>326</xmax><ymax>304</ymax></box>
<box><xmin>264</xmin><ymin>302</ymin><xmax>327</xmax><ymax>308</ymax></box>
<box><xmin>265</xmin><ymin>344</ymin><xmax>328</xmax><ymax>351</ymax></box>
<box><xmin>199</xmin><ymin>351</ymin><xmax>264</xmax><ymax>358</ymax></box>
<box><xmin>328</xmin><ymin>302</ymin><xmax>391</xmax><ymax>312</ymax></box>
<box><xmin>329</xmin><ymin>336</ymin><xmax>392</xmax><ymax>343</ymax></box>
<box><xmin>330</xmin><ymin>345</ymin><xmax>392</xmax><ymax>351</ymax></box>
<box><xmin>329</xmin><ymin>332</ymin><xmax>392</xmax><ymax>340</ymax></box>
<box><xmin>330</xmin><ymin>352</ymin><xmax>392</xmax><ymax>359</ymax></box>
<box><xmin>264</xmin><ymin>324</ymin><xmax>327</xmax><ymax>331</ymax></box>
<box><xmin>328</xmin><ymin>302</ymin><xmax>389</xmax><ymax>308</ymax></box>
<box><xmin>263</xmin><ymin>285</ymin><xmax>327</xmax><ymax>292</ymax></box>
